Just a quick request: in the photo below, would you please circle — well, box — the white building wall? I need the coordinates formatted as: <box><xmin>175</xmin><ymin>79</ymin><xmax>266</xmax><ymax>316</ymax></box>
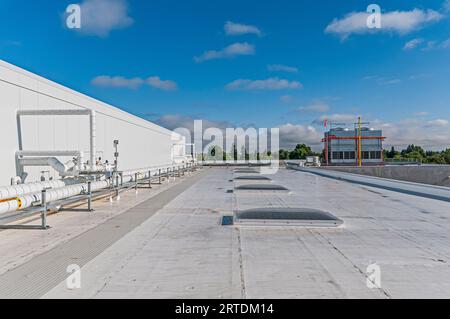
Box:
<box><xmin>0</xmin><ymin>60</ymin><xmax>185</xmax><ymax>185</ymax></box>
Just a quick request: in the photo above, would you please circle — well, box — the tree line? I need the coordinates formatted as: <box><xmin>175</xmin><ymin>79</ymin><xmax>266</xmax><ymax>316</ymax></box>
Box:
<box><xmin>199</xmin><ymin>143</ymin><xmax>450</xmax><ymax>164</ymax></box>
<box><xmin>384</xmin><ymin>145</ymin><xmax>450</xmax><ymax>164</ymax></box>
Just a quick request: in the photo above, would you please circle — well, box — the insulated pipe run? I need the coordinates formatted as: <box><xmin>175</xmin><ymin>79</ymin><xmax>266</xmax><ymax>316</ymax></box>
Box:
<box><xmin>0</xmin><ymin>164</ymin><xmax>197</xmax><ymax>215</ymax></box>
<box><xmin>0</xmin><ymin>171</ymin><xmax>145</xmax><ymax>215</ymax></box>
<box><xmin>0</xmin><ymin>180</ymin><xmax>111</xmax><ymax>214</ymax></box>
<box><xmin>0</xmin><ymin>163</ymin><xmax>182</xmax><ymax>201</ymax></box>
<box><xmin>0</xmin><ymin>180</ymin><xmax>66</xmax><ymax>201</ymax></box>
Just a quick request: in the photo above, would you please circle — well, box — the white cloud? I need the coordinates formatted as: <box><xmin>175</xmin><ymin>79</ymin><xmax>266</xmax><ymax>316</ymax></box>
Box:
<box><xmin>154</xmin><ymin>114</ymin><xmax>231</xmax><ymax>133</ymax></box>
<box><xmin>378</xmin><ymin>78</ymin><xmax>401</xmax><ymax>85</ymax></box>
<box><xmin>444</xmin><ymin>0</ymin><xmax>450</xmax><ymax>12</ymax></box>
<box><xmin>362</xmin><ymin>75</ymin><xmax>377</xmax><ymax>81</ymax></box>
<box><xmin>153</xmin><ymin>114</ymin><xmax>450</xmax><ymax>151</ymax></box>
<box><xmin>325</xmin><ymin>8</ymin><xmax>443</xmax><ymax>39</ymax></box>
<box><xmin>92</xmin><ymin>75</ymin><xmax>177</xmax><ymax>91</ymax></box>
<box><xmin>154</xmin><ymin>115</ymin><xmax>323</xmax><ymax>152</ymax></box>
<box><xmin>426</xmin><ymin>119</ymin><xmax>449</xmax><ymax>127</ymax></box>
<box><xmin>70</xmin><ymin>0</ymin><xmax>134</xmax><ymax>37</ymax></box>
<box><xmin>380</xmin><ymin>118</ymin><xmax>450</xmax><ymax>150</ymax></box>
<box><xmin>422</xmin><ymin>37</ymin><xmax>450</xmax><ymax>51</ymax></box>
<box><xmin>364</xmin><ymin>76</ymin><xmax>402</xmax><ymax>85</ymax></box>
<box><xmin>298</xmin><ymin>101</ymin><xmax>330</xmax><ymax>113</ymax></box>
<box><xmin>194</xmin><ymin>42</ymin><xmax>255</xmax><ymax>63</ymax></box>
<box><xmin>413</xmin><ymin>111</ymin><xmax>429</xmax><ymax>116</ymax></box>
<box><xmin>224</xmin><ymin>21</ymin><xmax>262</xmax><ymax>36</ymax></box>
<box><xmin>278</xmin><ymin>124</ymin><xmax>323</xmax><ymax>149</ymax></box>
<box><xmin>226</xmin><ymin>78</ymin><xmax>302</xmax><ymax>91</ymax></box>
<box><xmin>409</xmin><ymin>73</ymin><xmax>432</xmax><ymax>80</ymax></box>
<box><xmin>91</xmin><ymin>76</ymin><xmax>144</xmax><ymax>89</ymax></box>
<box><xmin>147</xmin><ymin>77</ymin><xmax>178</xmax><ymax>91</ymax></box>
<box><xmin>280</xmin><ymin>95</ymin><xmax>294</xmax><ymax>103</ymax></box>
<box><xmin>268</xmin><ymin>64</ymin><xmax>299</xmax><ymax>73</ymax></box>
<box><xmin>403</xmin><ymin>38</ymin><xmax>424</xmax><ymax>50</ymax></box>
<box><xmin>272</xmin><ymin>117</ymin><xmax>450</xmax><ymax>151</ymax></box>
<box><xmin>442</xmin><ymin>38</ymin><xmax>450</xmax><ymax>48</ymax></box>
<box><xmin>313</xmin><ymin>113</ymin><xmax>359</xmax><ymax>126</ymax></box>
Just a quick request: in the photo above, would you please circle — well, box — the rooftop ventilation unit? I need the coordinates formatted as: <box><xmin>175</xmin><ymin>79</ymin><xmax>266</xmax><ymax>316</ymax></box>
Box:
<box><xmin>234</xmin><ymin>184</ymin><xmax>288</xmax><ymax>191</ymax></box>
<box><xmin>234</xmin><ymin>176</ymin><xmax>272</xmax><ymax>181</ymax></box>
<box><xmin>235</xmin><ymin>208</ymin><xmax>343</xmax><ymax>227</ymax></box>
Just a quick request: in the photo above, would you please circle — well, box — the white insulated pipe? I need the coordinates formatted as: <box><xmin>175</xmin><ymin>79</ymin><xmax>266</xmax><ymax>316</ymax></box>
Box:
<box><xmin>0</xmin><ymin>164</ymin><xmax>194</xmax><ymax>215</ymax></box>
<box><xmin>0</xmin><ymin>163</ymin><xmax>175</xmax><ymax>201</ymax></box>
<box><xmin>18</xmin><ymin>157</ymin><xmax>72</xmax><ymax>175</ymax></box>
<box><xmin>0</xmin><ymin>180</ymin><xmax>66</xmax><ymax>200</ymax></box>
<box><xmin>0</xmin><ymin>171</ymin><xmax>141</xmax><ymax>214</ymax></box>
<box><xmin>0</xmin><ymin>180</ymin><xmax>111</xmax><ymax>214</ymax></box>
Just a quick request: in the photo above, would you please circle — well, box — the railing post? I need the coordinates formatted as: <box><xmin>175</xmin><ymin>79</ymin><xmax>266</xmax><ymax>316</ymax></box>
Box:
<box><xmin>88</xmin><ymin>181</ymin><xmax>93</xmax><ymax>212</ymax></box>
<box><xmin>41</xmin><ymin>189</ymin><xmax>47</xmax><ymax>230</ymax></box>
<box><xmin>135</xmin><ymin>173</ymin><xmax>139</xmax><ymax>190</ymax></box>
<box><xmin>148</xmin><ymin>170</ymin><xmax>152</xmax><ymax>189</ymax></box>
<box><xmin>159</xmin><ymin>169</ymin><xmax>162</xmax><ymax>184</ymax></box>
<box><xmin>115</xmin><ymin>174</ymin><xmax>120</xmax><ymax>197</ymax></box>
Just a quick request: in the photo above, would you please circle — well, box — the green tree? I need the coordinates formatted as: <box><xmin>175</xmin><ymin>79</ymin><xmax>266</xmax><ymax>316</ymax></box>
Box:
<box><xmin>401</xmin><ymin>145</ymin><xmax>426</xmax><ymax>158</ymax></box>
<box><xmin>442</xmin><ymin>149</ymin><xmax>450</xmax><ymax>164</ymax></box>
<box><xmin>278</xmin><ymin>149</ymin><xmax>289</xmax><ymax>160</ymax></box>
<box><xmin>288</xmin><ymin>144</ymin><xmax>314</xmax><ymax>160</ymax></box>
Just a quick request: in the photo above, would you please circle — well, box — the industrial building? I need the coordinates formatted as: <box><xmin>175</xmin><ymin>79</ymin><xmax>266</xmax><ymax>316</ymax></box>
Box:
<box><xmin>323</xmin><ymin>121</ymin><xmax>385</xmax><ymax>166</ymax></box>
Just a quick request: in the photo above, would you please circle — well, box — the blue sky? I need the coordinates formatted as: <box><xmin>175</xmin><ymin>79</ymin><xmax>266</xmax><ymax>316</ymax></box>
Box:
<box><xmin>1</xmin><ymin>0</ymin><xmax>449</xmax><ymax>149</ymax></box>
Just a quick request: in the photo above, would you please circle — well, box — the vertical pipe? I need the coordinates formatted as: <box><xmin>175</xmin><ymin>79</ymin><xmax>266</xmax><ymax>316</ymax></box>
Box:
<box><xmin>41</xmin><ymin>189</ymin><xmax>47</xmax><ymax>229</ymax></box>
<box><xmin>89</xmin><ymin>110</ymin><xmax>97</xmax><ymax>171</ymax></box>
<box><xmin>115</xmin><ymin>174</ymin><xmax>120</xmax><ymax>197</ymax></box>
<box><xmin>358</xmin><ymin>116</ymin><xmax>362</xmax><ymax>167</ymax></box>
<box><xmin>16</xmin><ymin>113</ymin><xmax>23</xmax><ymax>151</ymax></box>
<box><xmin>87</xmin><ymin>181</ymin><xmax>92</xmax><ymax>212</ymax></box>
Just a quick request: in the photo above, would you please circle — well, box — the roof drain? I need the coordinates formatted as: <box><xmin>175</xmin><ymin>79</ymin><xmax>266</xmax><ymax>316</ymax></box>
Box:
<box><xmin>235</xmin><ymin>208</ymin><xmax>343</xmax><ymax>227</ymax></box>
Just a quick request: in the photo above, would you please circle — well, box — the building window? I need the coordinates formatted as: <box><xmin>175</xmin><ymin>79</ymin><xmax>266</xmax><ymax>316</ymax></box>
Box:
<box><xmin>332</xmin><ymin>152</ymin><xmax>343</xmax><ymax>160</ymax></box>
<box><xmin>362</xmin><ymin>151</ymin><xmax>369</xmax><ymax>159</ymax></box>
<box><xmin>349</xmin><ymin>151</ymin><xmax>356</xmax><ymax>160</ymax></box>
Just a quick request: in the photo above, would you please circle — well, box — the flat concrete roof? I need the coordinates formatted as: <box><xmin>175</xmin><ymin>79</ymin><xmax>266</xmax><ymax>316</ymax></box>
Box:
<box><xmin>1</xmin><ymin>167</ymin><xmax>450</xmax><ymax>298</ymax></box>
